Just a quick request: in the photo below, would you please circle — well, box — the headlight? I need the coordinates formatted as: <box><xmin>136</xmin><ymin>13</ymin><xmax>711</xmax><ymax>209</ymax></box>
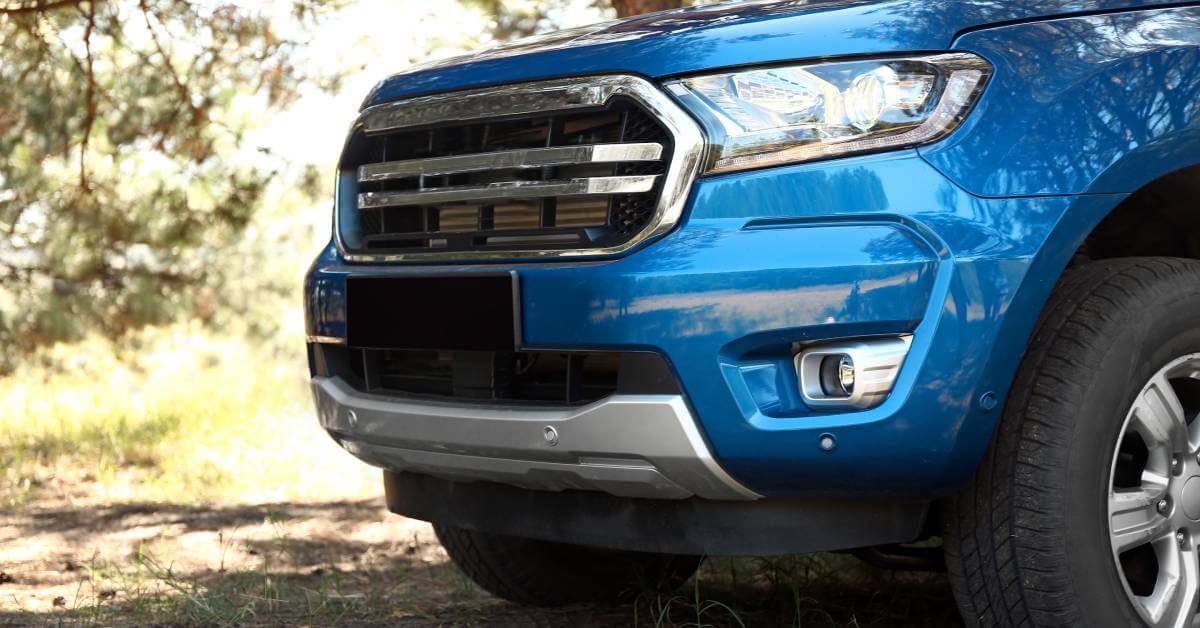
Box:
<box><xmin>665</xmin><ymin>53</ymin><xmax>991</xmax><ymax>175</ymax></box>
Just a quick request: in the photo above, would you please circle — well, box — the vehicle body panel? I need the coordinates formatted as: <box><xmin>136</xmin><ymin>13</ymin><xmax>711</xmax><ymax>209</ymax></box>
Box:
<box><xmin>307</xmin><ymin>150</ymin><xmax>1126</xmax><ymax>498</ymax></box>
<box><xmin>307</xmin><ymin>2</ymin><xmax>1200</xmax><ymax>501</ymax></box>
<box><xmin>922</xmin><ymin>7</ymin><xmax>1200</xmax><ymax>196</ymax></box>
<box><xmin>364</xmin><ymin>0</ymin><xmax>1190</xmax><ymax>106</ymax></box>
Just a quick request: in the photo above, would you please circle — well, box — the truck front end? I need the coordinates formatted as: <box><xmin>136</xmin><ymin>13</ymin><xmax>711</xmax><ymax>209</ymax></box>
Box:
<box><xmin>306</xmin><ymin>49</ymin><xmax>999</xmax><ymax>544</ymax></box>
<box><xmin>303</xmin><ymin>0</ymin><xmax>1200</xmax><ymax>617</ymax></box>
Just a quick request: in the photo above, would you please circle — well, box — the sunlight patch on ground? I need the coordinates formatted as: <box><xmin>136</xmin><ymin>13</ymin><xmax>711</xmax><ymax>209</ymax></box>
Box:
<box><xmin>0</xmin><ymin>496</ymin><xmax>474</xmax><ymax>622</ymax></box>
<box><xmin>0</xmin><ymin>324</ymin><xmax>379</xmax><ymax>506</ymax></box>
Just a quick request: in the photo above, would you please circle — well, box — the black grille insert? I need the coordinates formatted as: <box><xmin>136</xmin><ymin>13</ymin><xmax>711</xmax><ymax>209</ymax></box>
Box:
<box><xmin>338</xmin><ymin>97</ymin><xmax>672</xmax><ymax>256</ymax></box>
<box><xmin>313</xmin><ymin>345</ymin><xmax>679</xmax><ymax>405</ymax></box>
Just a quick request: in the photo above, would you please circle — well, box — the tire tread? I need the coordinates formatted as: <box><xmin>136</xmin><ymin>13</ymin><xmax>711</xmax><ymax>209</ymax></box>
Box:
<box><xmin>944</xmin><ymin>257</ymin><xmax>1200</xmax><ymax>627</ymax></box>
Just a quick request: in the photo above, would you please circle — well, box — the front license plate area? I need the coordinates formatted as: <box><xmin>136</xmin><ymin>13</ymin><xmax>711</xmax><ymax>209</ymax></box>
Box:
<box><xmin>346</xmin><ymin>274</ymin><xmax>519</xmax><ymax>351</ymax></box>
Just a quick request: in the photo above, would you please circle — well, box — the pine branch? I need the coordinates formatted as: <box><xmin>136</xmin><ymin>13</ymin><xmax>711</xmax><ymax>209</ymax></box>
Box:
<box><xmin>79</xmin><ymin>0</ymin><xmax>96</xmax><ymax>191</ymax></box>
<box><xmin>0</xmin><ymin>0</ymin><xmax>84</xmax><ymax>15</ymax></box>
<box><xmin>138</xmin><ymin>0</ymin><xmax>200</xmax><ymax>124</ymax></box>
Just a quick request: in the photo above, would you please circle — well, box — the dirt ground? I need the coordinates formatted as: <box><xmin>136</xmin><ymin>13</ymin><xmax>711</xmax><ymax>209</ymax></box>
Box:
<box><xmin>0</xmin><ymin>480</ymin><xmax>965</xmax><ymax>627</ymax></box>
<box><xmin>0</xmin><ymin>335</ymin><xmax>965</xmax><ymax>626</ymax></box>
<box><xmin>0</xmin><ymin>487</ymin><xmax>628</xmax><ymax>626</ymax></box>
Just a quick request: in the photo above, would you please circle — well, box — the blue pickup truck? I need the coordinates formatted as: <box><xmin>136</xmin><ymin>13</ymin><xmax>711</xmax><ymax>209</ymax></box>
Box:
<box><xmin>305</xmin><ymin>1</ymin><xmax>1200</xmax><ymax>625</ymax></box>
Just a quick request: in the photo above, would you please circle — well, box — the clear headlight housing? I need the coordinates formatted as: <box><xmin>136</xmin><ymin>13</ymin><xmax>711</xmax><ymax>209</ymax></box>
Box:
<box><xmin>665</xmin><ymin>53</ymin><xmax>992</xmax><ymax>174</ymax></box>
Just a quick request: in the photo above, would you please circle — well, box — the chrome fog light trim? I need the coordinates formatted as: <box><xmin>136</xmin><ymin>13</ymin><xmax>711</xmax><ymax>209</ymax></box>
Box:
<box><xmin>796</xmin><ymin>336</ymin><xmax>913</xmax><ymax>410</ymax></box>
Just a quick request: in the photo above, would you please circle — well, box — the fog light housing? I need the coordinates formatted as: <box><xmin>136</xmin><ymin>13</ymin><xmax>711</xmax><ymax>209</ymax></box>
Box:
<box><xmin>796</xmin><ymin>336</ymin><xmax>912</xmax><ymax>410</ymax></box>
<box><xmin>819</xmin><ymin>354</ymin><xmax>856</xmax><ymax>397</ymax></box>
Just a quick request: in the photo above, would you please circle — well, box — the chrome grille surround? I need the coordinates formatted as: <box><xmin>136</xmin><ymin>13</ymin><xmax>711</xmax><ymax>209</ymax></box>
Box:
<box><xmin>334</xmin><ymin>75</ymin><xmax>706</xmax><ymax>263</ymax></box>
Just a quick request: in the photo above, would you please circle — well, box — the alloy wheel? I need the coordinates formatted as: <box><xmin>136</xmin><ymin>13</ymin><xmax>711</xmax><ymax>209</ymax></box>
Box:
<box><xmin>1110</xmin><ymin>354</ymin><xmax>1200</xmax><ymax>628</ymax></box>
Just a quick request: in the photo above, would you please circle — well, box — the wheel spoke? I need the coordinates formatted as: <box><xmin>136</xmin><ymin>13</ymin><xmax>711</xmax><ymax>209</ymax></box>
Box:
<box><xmin>1181</xmin><ymin>372</ymin><xmax>1200</xmax><ymax>451</ymax></box>
<box><xmin>1111</xmin><ymin>487</ymin><xmax>1173</xmax><ymax>553</ymax></box>
<box><xmin>1142</xmin><ymin>539</ymin><xmax>1198</xmax><ymax>628</ymax></box>
<box><xmin>1133</xmin><ymin>375</ymin><xmax>1190</xmax><ymax>454</ymax></box>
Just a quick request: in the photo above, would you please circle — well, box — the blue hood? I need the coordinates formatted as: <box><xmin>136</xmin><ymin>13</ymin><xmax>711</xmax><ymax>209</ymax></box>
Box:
<box><xmin>364</xmin><ymin>0</ymin><xmax>1177</xmax><ymax>107</ymax></box>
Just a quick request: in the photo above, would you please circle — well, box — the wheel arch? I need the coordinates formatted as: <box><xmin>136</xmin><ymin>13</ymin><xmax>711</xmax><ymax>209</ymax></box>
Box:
<box><xmin>1079</xmin><ymin>164</ymin><xmax>1200</xmax><ymax>264</ymax></box>
<box><xmin>952</xmin><ymin>164</ymin><xmax>1200</xmax><ymax>492</ymax></box>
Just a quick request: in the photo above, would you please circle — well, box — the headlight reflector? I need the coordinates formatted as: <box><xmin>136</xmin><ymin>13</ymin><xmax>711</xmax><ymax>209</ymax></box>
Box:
<box><xmin>666</xmin><ymin>53</ymin><xmax>991</xmax><ymax>174</ymax></box>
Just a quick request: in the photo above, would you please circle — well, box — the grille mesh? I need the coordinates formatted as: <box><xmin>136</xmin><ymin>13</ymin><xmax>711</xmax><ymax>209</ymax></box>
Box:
<box><xmin>338</xmin><ymin>98</ymin><xmax>673</xmax><ymax>256</ymax></box>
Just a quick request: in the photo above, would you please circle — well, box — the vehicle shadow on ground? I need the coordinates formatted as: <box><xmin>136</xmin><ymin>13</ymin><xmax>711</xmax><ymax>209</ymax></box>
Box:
<box><xmin>0</xmin><ymin>498</ymin><xmax>962</xmax><ymax>626</ymax></box>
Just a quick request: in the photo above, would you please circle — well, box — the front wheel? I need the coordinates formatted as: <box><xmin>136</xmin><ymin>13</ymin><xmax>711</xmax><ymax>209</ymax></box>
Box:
<box><xmin>944</xmin><ymin>258</ymin><xmax>1200</xmax><ymax>627</ymax></box>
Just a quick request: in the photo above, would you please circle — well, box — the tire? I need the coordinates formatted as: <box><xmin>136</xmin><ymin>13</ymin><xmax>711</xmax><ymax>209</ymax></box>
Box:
<box><xmin>943</xmin><ymin>257</ymin><xmax>1200</xmax><ymax>627</ymax></box>
<box><xmin>433</xmin><ymin>523</ymin><xmax>702</xmax><ymax>606</ymax></box>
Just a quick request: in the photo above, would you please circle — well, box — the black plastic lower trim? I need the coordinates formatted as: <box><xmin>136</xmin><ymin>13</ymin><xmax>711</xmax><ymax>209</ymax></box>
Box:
<box><xmin>312</xmin><ymin>344</ymin><xmax>678</xmax><ymax>405</ymax></box>
<box><xmin>384</xmin><ymin>471</ymin><xmax>929</xmax><ymax>556</ymax></box>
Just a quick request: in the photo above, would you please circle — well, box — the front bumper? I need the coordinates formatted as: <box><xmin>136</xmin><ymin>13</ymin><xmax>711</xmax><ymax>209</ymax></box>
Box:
<box><xmin>312</xmin><ymin>377</ymin><xmax>757</xmax><ymax>500</ymax></box>
<box><xmin>307</xmin><ymin>150</ymin><xmax>1124</xmax><ymax>499</ymax></box>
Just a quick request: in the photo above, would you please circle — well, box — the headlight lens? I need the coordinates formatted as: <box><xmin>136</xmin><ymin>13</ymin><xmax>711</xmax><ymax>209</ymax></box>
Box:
<box><xmin>665</xmin><ymin>53</ymin><xmax>991</xmax><ymax>174</ymax></box>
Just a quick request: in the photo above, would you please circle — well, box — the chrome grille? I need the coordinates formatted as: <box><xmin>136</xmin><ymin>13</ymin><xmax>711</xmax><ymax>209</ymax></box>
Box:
<box><xmin>334</xmin><ymin>75</ymin><xmax>705</xmax><ymax>262</ymax></box>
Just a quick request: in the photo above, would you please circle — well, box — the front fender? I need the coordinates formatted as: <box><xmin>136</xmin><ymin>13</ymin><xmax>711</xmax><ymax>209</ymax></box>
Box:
<box><xmin>922</xmin><ymin>6</ymin><xmax>1200</xmax><ymax>197</ymax></box>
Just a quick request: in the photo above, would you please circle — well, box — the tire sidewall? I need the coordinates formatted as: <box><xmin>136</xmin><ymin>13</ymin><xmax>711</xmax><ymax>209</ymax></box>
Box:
<box><xmin>1065</xmin><ymin>289</ymin><xmax>1200</xmax><ymax>626</ymax></box>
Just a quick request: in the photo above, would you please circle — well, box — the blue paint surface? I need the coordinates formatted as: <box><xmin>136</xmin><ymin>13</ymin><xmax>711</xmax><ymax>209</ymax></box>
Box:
<box><xmin>363</xmin><ymin>0</ymin><xmax>1186</xmax><ymax>106</ymax></box>
<box><xmin>308</xmin><ymin>3</ymin><xmax>1200</xmax><ymax>498</ymax></box>
<box><xmin>307</xmin><ymin>152</ymin><xmax>1125</xmax><ymax>497</ymax></box>
<box><xmin>923</xmin><ymin>7</ymin><xmax>1200</xmax><ymax>196</ymax></box>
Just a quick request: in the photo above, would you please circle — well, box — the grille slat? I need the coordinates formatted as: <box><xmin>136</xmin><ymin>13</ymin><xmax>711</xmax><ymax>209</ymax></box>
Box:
<box><xmin>337</xmin><ymin>75</ymin><xmax>703</xmax><ymax>260</ymax></box>
<box><xmin>363</xmin><ymin>227</ymin><xmax>591</xmax><ymax>250</ymax></box>
<box><xmin>358</xmin><ymin>175</ymin><xmax>660</xmax><ymax>210</ymax></box>
<box><xmin>358</xmin><ymin>142</ymin><xmax>663</xmax><ymax>183</ymax></box>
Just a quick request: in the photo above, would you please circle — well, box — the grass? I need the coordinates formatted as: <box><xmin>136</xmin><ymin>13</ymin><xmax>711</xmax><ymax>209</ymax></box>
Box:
<box><xmin>0</xmin><ymin>324</ymin><xmax>379</xmax><ymax>507</ymax></box>
<box><xmin>12</xmin><ymin>549</ymin><xmax>956</xmax><ymax>627</ymax></box>
<box><xmin>8</xmin><ymin>521</ymin><xmax>445</xmax><ymax>627</ymax></box>
<box><xmin>0</xmin><ymin>325</ymin><xmax>962</xmax><ymax>627</ymax></box>
<box><xmin>1</xmin><ymin>497</ymin><xmax>502</xmax><ymax>627</ymax></box>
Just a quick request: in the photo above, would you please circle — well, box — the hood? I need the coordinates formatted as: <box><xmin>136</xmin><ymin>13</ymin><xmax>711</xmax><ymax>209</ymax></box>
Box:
<box><xmin>364</xmin><ymin>0</ymin><xmax>1176</xmax><ymax>107</ymax></box>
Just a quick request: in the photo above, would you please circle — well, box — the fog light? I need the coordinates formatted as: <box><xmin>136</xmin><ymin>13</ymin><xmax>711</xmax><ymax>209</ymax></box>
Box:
<box><xmin>796</xmin><ymin>336</ymin><xmax>912</xmax><ymax>410</ymax></box>
<box><xmin>819</xmin><ymin>354</ymin><xmax>855</xmax><ymax>397</ymax></box>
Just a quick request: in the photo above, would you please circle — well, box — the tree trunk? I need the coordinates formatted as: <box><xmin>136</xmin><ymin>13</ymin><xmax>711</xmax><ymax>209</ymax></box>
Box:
<box><xmin>610</xmin><ymin>0</ymin><xmax>685</xmax><ymax>18</ymax></box>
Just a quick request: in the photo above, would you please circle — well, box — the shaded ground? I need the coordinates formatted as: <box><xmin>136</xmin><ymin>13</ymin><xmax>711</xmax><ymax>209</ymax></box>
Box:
<box><xmin>0</xmin><ymin>489</ymin><xmax>963</xmax><ymax>627</ymax></box>
<box><xmin>0</xmin><ymin>348</ymin><xmax>963</xmax><ymax>626</ymax></box>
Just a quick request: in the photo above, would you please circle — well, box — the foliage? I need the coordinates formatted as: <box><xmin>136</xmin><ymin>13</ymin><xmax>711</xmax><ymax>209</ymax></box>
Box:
<box><xmin>610</xmin><ymin>0</ymin><xmax>687</xmax><ymax>17</ymax></box>
<box><xmin>0</xmin><ymin>0</ymin><xmax>340</xmax><ymax>371</ymax></box>
<box><xmin>464</xmin><ymin>0</ymin><xmax>689</xmax><ymax>40</ymax></box>
<box><xmin>0</xmin><ymin>0</ymin><xmax>703</xmax><ymax>374</ymax></box>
